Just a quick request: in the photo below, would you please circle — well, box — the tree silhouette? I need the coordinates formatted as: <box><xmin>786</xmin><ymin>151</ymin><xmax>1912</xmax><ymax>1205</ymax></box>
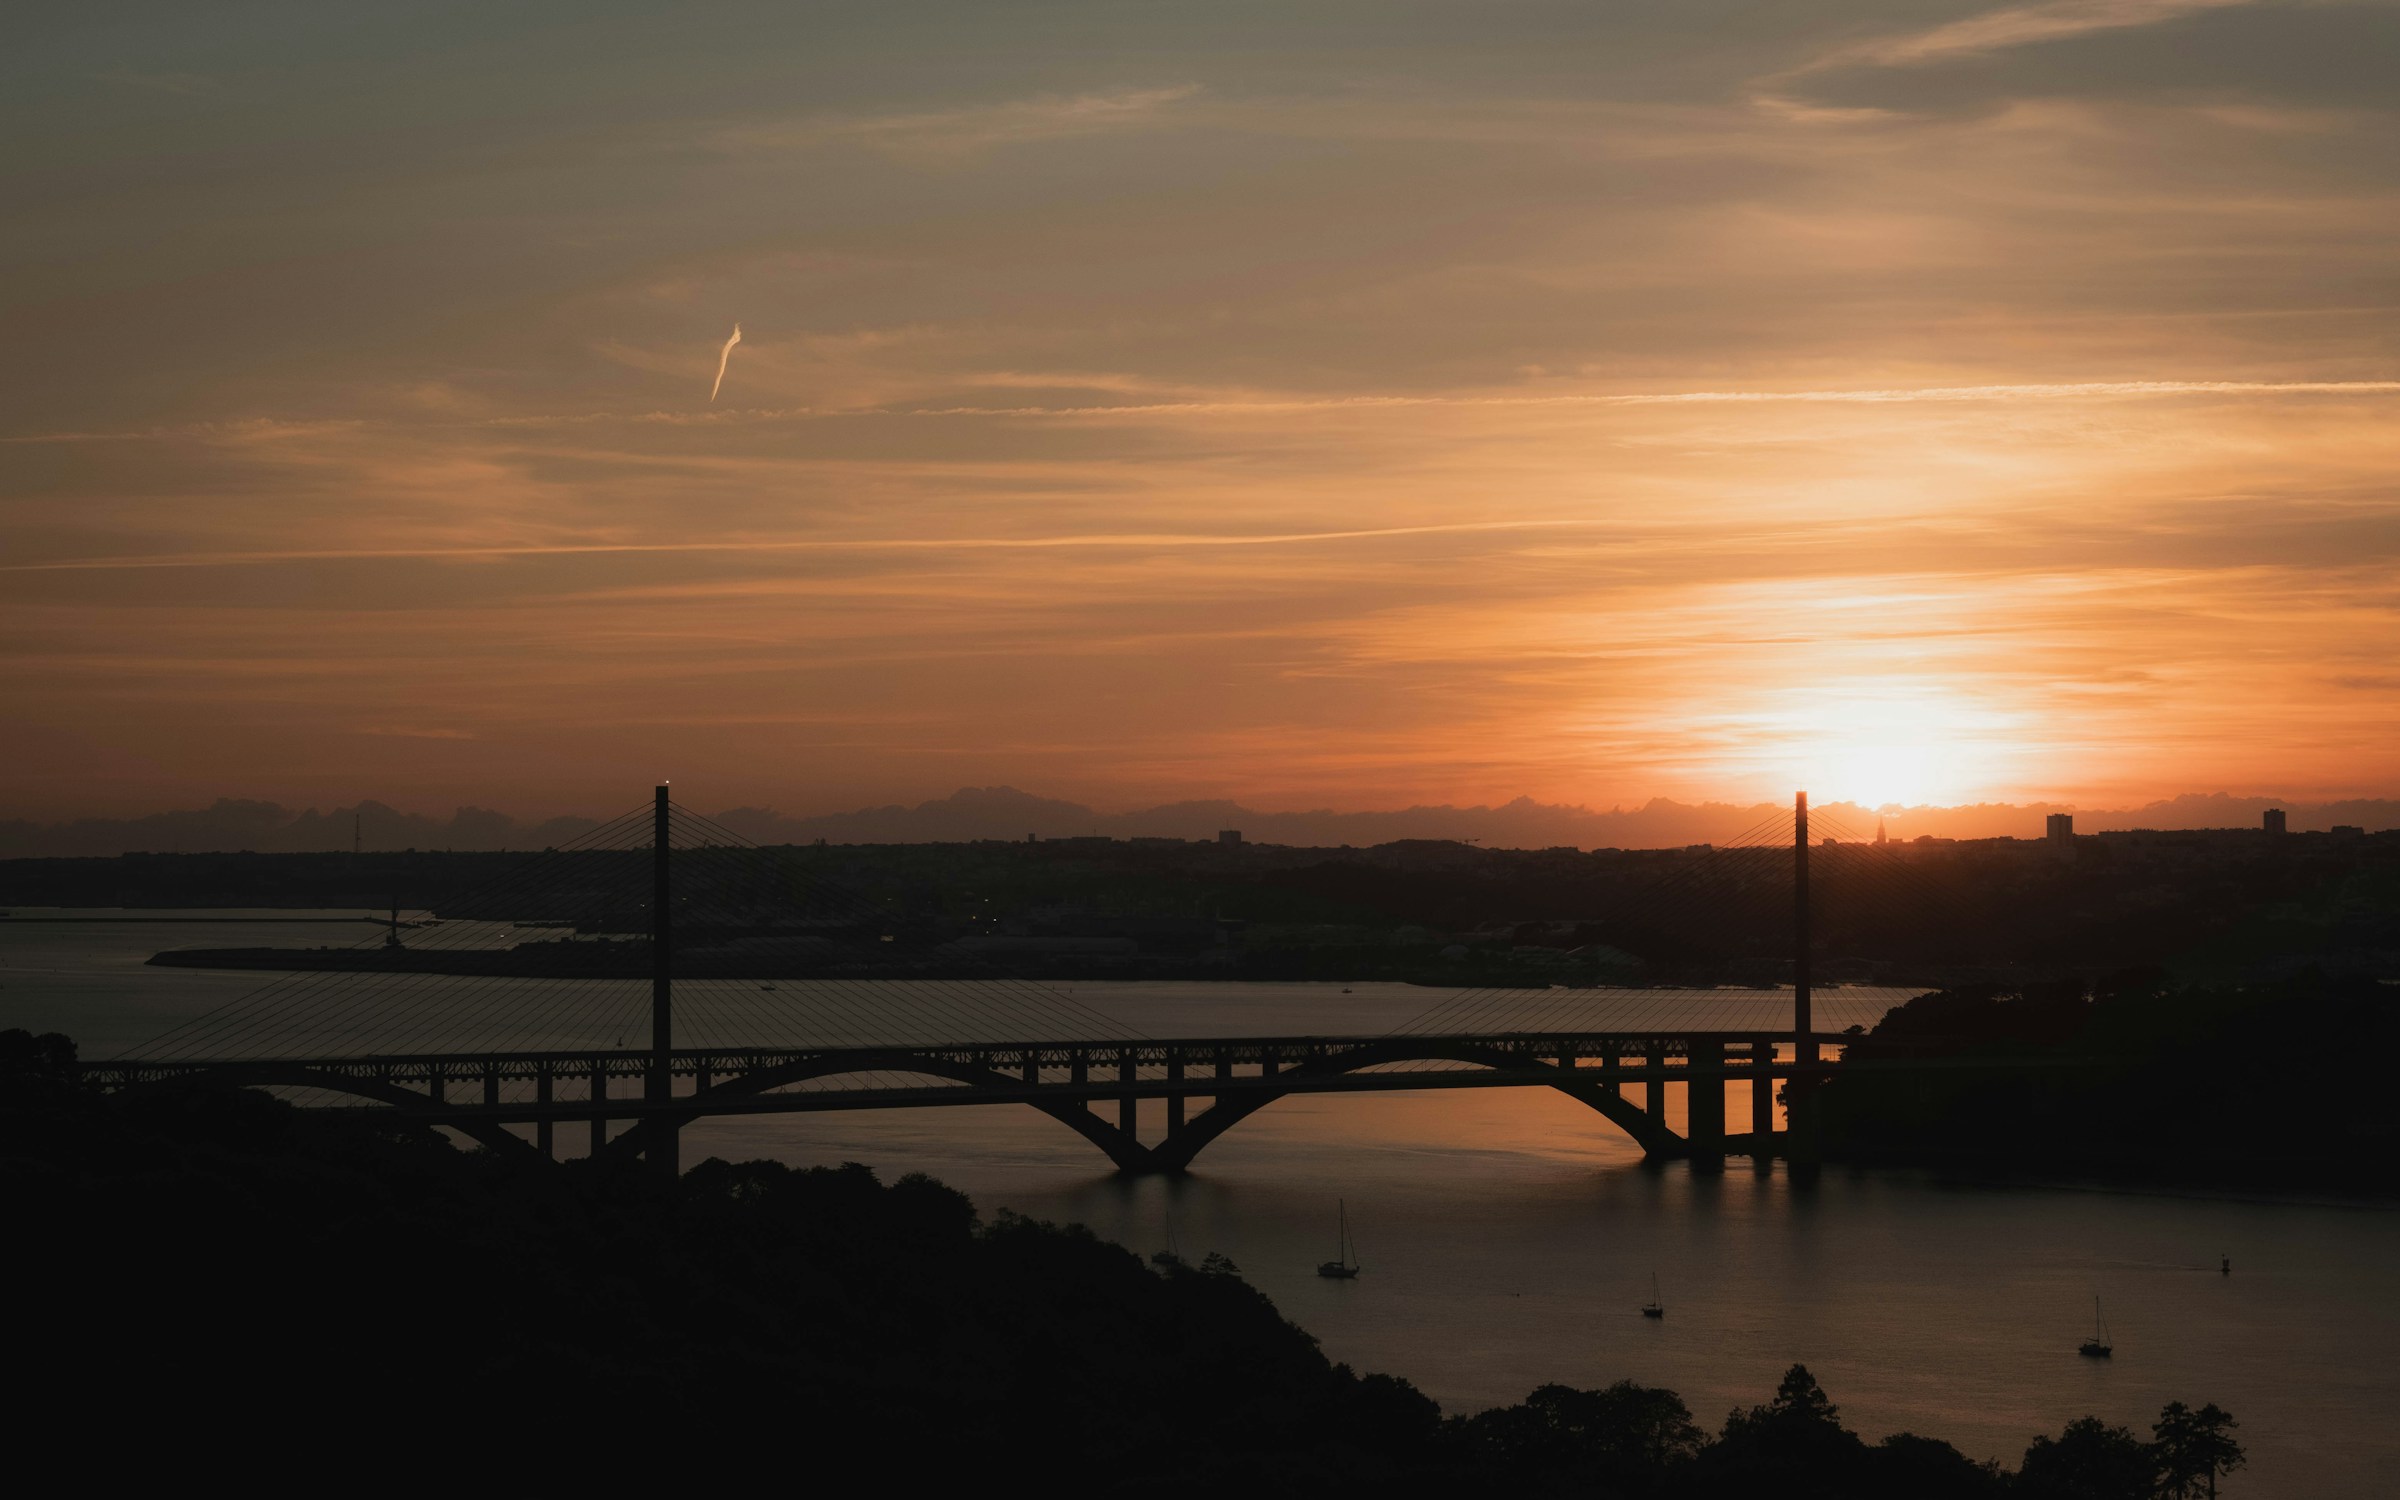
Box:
<box><xmin>2018</xmin><ymin>1415</ymin><xmax>2155</xmax><ymax>1500</ymax></box>
<box><xmin>1699</xmin><ymin>1363</ymin><xmax>1870</xmax><ymax>1497</ymax></box>
<box><xmin>2153</xmin><ymin>1402</ymin><xmax>2244</xmax><ymax>1499</ymax></box>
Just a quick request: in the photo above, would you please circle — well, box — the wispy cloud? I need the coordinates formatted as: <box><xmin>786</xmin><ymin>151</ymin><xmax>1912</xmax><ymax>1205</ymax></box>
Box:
<box><xmin>1804</xmin><ymin>0</ymin><xmax>2259</xmax><ymax>72</ymax></box>
<box><xmin>0</xmin><ymin>519</ymin><xmax>1640</xmax><ymax>573</ymax></box>
<box><xmin>15</xmin><ymin>378</ymin><xmax>2395</xmax><ymax>447</ymax></box>
<box><xmin>712</xmin><ymin>84</ymin><xmax>1205</xmax><ymax>159</ymax></box>
<box><xmin>487</xmin><ymin>378</ymin><xmax>2400</xmax><ymax>428</ymax></box>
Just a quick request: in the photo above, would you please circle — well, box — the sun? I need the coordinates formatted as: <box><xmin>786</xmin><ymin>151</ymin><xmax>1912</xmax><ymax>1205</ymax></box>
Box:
<box><xmin>1812</xmin><ymin>739</ymin><xmax>1950</xmax><ymax>809</ymax></box>
<box><xmin>1726</xmin><ymin>683</ymin><xmax>2023</xmax><ymax>811</ymax></box>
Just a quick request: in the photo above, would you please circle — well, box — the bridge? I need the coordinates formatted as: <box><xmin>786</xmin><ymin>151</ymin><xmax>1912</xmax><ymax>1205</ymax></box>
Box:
<box><xmin>82</xmin><ymin>788</ymin><xmax>1912</xmax><ymax>1179</ymax></box>
<box><xmin>82</xmin><ymin>1028</ymin><xmax>1863</xmax><ymax>1174</ymax></box>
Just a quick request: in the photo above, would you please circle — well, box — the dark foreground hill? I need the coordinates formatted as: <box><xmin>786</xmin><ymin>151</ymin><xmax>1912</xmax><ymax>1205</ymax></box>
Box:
<box><xmin>2</xmin><ymin>1030</ymin><xmax>2240</xmax><ymax>1496</ymax></box>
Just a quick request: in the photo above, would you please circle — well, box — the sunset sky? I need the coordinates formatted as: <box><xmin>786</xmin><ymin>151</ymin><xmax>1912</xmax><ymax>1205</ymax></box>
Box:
<box><xmin>6</xmin><ymin>1</ymin><xmax>2398</xmax><ymax>820</ymax></box>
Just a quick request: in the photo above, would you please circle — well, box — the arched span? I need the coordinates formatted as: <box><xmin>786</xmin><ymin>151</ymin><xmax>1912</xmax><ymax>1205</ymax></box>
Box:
<box><xmin>1147</xmin><ymin>1038</ymin><xmax>1681</xmax><ymax>1173</ymax></box>
<box><xmin>609</xmin><ymin>1050</ymin><xmax>1153</xmax><ymax>1172</ymax></box>
<box><xmin>116</xmin><ymin>1063</ymin><xmax>536</xmax><ymax>1157</ymax></box>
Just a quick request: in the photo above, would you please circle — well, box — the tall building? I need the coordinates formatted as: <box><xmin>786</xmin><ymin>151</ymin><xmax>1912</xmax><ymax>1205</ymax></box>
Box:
<box><xmin>1218</xmin><ymin>829</ymin><xmax>1242</xmax><ymax>845</ymax></box>
<box><xmin>2046</xmin><ymin>812</ymin><xmax>2074</xmax><ymax>844</ymax></box>
<box><xmin>2264</xmin><ymin>808</ymin><xmax>2287</xmax><ymax>835</ymax></box>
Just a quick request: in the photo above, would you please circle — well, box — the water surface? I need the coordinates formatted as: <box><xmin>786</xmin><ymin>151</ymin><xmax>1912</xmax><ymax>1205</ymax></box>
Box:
<box><xmin>6</xmin><ymin>912</ymin><xmax>2393</xmax><ymax>1493</ymax></box>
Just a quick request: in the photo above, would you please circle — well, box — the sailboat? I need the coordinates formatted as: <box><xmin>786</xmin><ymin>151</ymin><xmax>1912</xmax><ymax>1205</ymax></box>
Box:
<box><xmin>1317</xmin><ymin>1200</ymin><xmax>1361</xmax><ymax>1279</ymax></box>
<box><xmin>1153</xmin><ymin>1210</ymin><xmax>1181</xmax><ymax>1267</ymax></box>
<box><xmin>1642</xmin><ymin>1272</ymin><xmax>1666</xmax><ymax>1320</ymax></box>
<box><xmin>2079</xmin><ymin>1297</ymin><xmax>2113</xmax><ymax>1358</ymax></box>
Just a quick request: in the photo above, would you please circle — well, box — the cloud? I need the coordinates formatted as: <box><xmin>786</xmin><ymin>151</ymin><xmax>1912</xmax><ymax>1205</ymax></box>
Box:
<box><xmin>475</xmin><ymin>378</ymin><xmax>2400</xmax><ymax>428</ymax></box>
<box><xmin>32</xmin><ymin>377</ymin><xmax>2398</xmax><ymax>450</ymax></box>
<box><xmin>1802</xmin><ymin>0</ymin><xmax>2261</xmax><ymax>72</ymax></box>
<box><xmin>712</xmin><ymin>84</ymin><xmax>1206</xmax><ymax>160</ymax></box>
<box><xmin>0</xmin><ymin>518</ymin><xmax>1644</xmax><ymax>573</ymax></box>
<box><xmin>1766</xmin><ymin>0</ymin><xmax>2400</xmax><ymax>117</ymax></box>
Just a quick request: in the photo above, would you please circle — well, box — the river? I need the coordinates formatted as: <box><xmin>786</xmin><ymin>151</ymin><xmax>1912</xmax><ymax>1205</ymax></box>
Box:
<box><xmin>5</xmin><ymin>909</ymin><xmax>2395</xmax><ymax>1493</ymax></box>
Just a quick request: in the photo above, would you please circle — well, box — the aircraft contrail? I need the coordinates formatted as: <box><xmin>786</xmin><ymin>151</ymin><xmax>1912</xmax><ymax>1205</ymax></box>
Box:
<box><xmin>709</xmin><ymin>323</ymin><xmax>742</xmax><ymax>402</ymax></box>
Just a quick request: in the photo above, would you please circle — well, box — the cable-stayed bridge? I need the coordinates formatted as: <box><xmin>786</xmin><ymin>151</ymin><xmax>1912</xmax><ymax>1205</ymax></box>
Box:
<box><xmin>82</xmin><ymin>789</ymin><xmax>1964</xmax><ymax>1179</ymax></box>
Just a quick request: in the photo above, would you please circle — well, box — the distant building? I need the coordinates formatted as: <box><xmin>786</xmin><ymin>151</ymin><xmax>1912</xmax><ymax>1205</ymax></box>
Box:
<box><xmin>1218</xmin><ymin>829</ymin><xmax>1242</xmax><ymax>845</ymax></box>
<box><xmin>1873</xmin><ymin>818</ymin><xmax>1887</xmax><ymax>846</ymax></box>
<box><xmin>2331</xmin><ymin>824</ymin><xmax>2364</xmax><ymax>838</ymax></box>
<box><xmin>2046</xmin><ymin>813</ymin><xmax>2075</xmax><ymax>844</ymax></box>
<box><xmin>2264</xmin><ymin>808</ymin><xmax>2287</xmax><ymax>835</ymax></box>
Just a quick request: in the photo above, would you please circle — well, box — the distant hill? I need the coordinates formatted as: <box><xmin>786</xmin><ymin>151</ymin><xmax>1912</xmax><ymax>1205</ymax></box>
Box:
<box><xmin>0</xmin><ymin>799</ymin><xmax>604</xmax><ymax>861</ymax></box>
<box><xmin>4</xmin><ymin>785</ymin><xmax>2394</xmax><ymax>858</ymax></box>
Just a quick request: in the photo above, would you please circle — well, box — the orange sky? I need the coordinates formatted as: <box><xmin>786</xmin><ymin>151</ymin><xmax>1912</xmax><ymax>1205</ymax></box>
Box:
<box><xmin>4</xmin><ymin>2</ymin><xmax>2398</xmax><ymax>819</ymax></box>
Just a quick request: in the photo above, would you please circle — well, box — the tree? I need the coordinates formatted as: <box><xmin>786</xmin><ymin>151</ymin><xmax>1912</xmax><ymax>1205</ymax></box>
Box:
<box><xmin>1859</xmin><ymin>1432</ymin><xmax>2003</xmax><ymax>1498</ymax></box>
<box><xmin>1697</xmin><ymin>1364</ymin><xmax>1868</xmax><ymax>1497</ymax></box>
<box><xmin>1444</xmin><ymin>1379</ymin><xmax>1701</xmax><ymax>1487</ymax></box>
<box><xmin>0</xmin><ymin>1028</ymin><xmax>77</xmax><ymax>1084</ymax></box>
<box><xmin>2018</xmin><ymin>1416</ymin><xmax>2155</xmax><ymax>1500</ymax></box>
<box><xmin>2153</xmin><ymin>1402</ymin><xmax>2244</xmax><ymax>1499</ymax></box>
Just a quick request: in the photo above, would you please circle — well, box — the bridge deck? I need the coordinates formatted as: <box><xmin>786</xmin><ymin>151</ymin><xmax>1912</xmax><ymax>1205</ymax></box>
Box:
<box><xmin>84</xmin><ymin>1029</ymin><xmax>1852</xmax><ymax>1084</ymax></box>
<box><xmin>81</xmin><ymin>1029</ymin><xmax>1874</xmax><ymax>1131</ymax></box>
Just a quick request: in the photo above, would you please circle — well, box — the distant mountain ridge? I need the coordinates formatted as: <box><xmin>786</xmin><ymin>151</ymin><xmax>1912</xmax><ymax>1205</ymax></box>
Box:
<box><xmin>3</xmin><ymin>786</ymin><xmax>2395</xmax><ymax>859</ymax></box>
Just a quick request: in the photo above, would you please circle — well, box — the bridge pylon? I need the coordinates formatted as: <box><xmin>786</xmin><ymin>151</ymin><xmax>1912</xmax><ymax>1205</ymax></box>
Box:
<box><xmin>648</xmin><ymin>782</ymin><xmax>679</xmax><ymax>1184</ymax></box>
<box><xmin>1786</xmin><ymin>789</ymin><xmax>1821</xmax><ymax>1171</ymax></box>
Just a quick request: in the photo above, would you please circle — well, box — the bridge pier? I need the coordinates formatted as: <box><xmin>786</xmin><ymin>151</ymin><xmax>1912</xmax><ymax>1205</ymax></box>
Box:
<box><xmin>1784</xmin><ymin>1079</ymin><xmax>1821</xmax><ymax>1172</ymax></box>
<box><xmin>1751</xmin><ymin>1037</ymin><xmax>1775</xmax><ymax>1144</ymax></box>
<box><xmin>589</xmin><ymin>1061</ymin><xmax>607</xmax><ymax>1155</ymax></box>
<box><xmin>1166</xmin><ymin>1053</ymin><xmax>1185</xmax><ymax>1131</ymax></box>
<box><xmin>1643</xmin><ymin>1043</ymin><xmax>1668</xmax><ymax>1157</ymax></box>
<box><xmin>1118</xmin><ymin>1051</ymin><xmax>1137</xmax><ymax>1139</ymax></box>
<box><xmin>1688</xmin><ymin>1040</ymin><xmax>1724</xmax><ymax>1173</ymax></box>
<box><xmin>536</xmin><ymin>1069</ymin><xmax>554</xmax><ymax>1157</ymax></box>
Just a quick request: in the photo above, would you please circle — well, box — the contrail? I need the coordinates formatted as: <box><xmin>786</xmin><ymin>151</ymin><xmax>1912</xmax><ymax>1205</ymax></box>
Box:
<box><xmin>709</xmin><ymin>323</ymin><xmax>743</xmax><ymax>402</ymax></box>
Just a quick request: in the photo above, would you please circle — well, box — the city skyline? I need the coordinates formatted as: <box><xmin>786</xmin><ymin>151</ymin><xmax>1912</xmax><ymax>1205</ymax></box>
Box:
<box><xmin>7</xmin><ymin>779</ymin><xmax>2394</xmax><ymax>859</ymax></box>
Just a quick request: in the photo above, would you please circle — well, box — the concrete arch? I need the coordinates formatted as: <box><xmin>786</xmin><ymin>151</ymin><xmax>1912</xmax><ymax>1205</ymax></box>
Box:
<box><xmin>610</xmin><ymin>1050</ymin><xmax>1153</xmax><ymax>1172</ymax></box>
<box><xmin>1147</xmin><ymin>1039</ymin><xmax>1680</xmax><ymax>1172</ymax></box>
<box><xmin>119</xmin><ymin>1063</ymin><xmax>536</xmax><ymax>1156</ymax></box>
<box><xmin>609</xmin><ymin>1039</ymin><xmax>1682</xmax><ymax>1175</ymax></box>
